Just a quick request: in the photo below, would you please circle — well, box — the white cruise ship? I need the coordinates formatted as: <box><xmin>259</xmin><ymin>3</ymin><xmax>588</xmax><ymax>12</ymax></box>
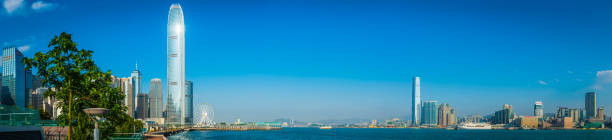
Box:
<box><xmin>459</xmin><ymin>123</ymin><xmax>492</xmax><ymax>130</ymax></box>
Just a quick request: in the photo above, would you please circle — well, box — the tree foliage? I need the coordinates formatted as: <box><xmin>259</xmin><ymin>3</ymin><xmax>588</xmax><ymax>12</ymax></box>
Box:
<box><xmin>23</xmin><ymin>32</ymin><xmax>142</xmax><ymax>139</ymax></box>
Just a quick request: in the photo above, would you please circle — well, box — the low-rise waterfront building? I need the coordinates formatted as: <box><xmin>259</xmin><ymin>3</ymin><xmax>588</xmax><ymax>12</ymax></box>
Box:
<box><xmin>519</xmin><ymin>116</ymin><xmax>538</xmax><ymax>129</ymax></box>
<box><xmin>555</xmin><ymin>117</ymin><xmax>573</xmax><ymax>129</ymax></box>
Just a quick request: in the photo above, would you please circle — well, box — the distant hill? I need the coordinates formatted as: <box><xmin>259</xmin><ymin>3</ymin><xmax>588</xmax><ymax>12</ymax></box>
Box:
<box><xmin>271</xmin><ymin>118</ymin><xmax>307</xmax><ymax>125</ymax></box>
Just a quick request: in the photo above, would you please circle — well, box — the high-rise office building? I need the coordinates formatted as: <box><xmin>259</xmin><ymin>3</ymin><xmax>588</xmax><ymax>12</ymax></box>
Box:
<box><xmin>579</xmin><ymin>108</ymin><xmax>586</xmax><ymax>121</ymax></box>
<box><xmin>438</xmin><ymin>103</ymin><xmax>450</xmax><ymax>127</ymax></box>
<box><xmin>597</xmin><ymin>107</ymin><xmax>604</xmax><ymax>120</ymax></box>
<box><xmin>421</xmin><ymin>100</ymin><xmax>437</xmax><ymax>126</ymax></box>
<box><xmin>569</xmin><ymin>108</ymin><xmax>579</xmax><ymax>123</ymax></box>
<box><xmin>31</xmin><ymin>87</ymin><xmax>47</xmax><ymax>110</ymax></box>
<box><xmin>1</xmin><ymin>47</ymin><xmax>28</xmax><ymax>107</ymax></box>
<box><xmin>493</xmin><ymin>104</ymin><xmax>513</xmax><ymax>124</ymax></box>
<box><xmin>412</xmin><ymin>77</ymin><xmax>420</xmax><ymax>126</ymax></box>
<box><xmin>448</xmin><ymin>108</ymin><xmax>457</xmax><ymax>125</ymax></box>
<box><xmin>557</xmin><ymin>107</ymin><xmax>570</xmax><ymax>118</ymax></box>
<box><xmin>111</xmin><ymin>75</ymin><xmax>121</xmax><ymax>89</ymax></box>
<box><xmin>131</xmin><ymin>64</ymin><xmax>142</xmax><ymax>112</ymax></box>
<box><xmin>121</xmin><ymin>77</ymin><xmax>135</xmax><ymax>117</ymax></box>
<box><xmin>167</xmin><ymin>3</ymin><xmax>186</xmax><ymax>124</ymax></box>
<box><xmin>184</xmin><ymin>80</ymin><xmax>193</xmax><ymax>124</ymax></box>
<box><xmin>25</xmin><ymin>71</ymin><xmax>32</xmax><ymax>106</ymax></box>
<box><xmin>149</xmin><ymin>78</ymin><xmax>163</xmax><ymax>118</ymax></box>
<box><xmin>585</xmin><ymin>92</ymin><xmax>596</xmax><ymax>119</ymax></box>
<box><xmin>137</xmin><ymin>93</ymin><xmax>149</xmax><ymax>119</ymax></box>
<box><xmin>534</xmin><ymin>101</ymin><xmax>543</xmax><ymax>118</ymax></box>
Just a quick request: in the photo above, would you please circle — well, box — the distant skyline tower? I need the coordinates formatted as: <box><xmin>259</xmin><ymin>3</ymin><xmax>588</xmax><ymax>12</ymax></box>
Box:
<box><xmin>149</xmin><ymin>78</ymin><xmax>163</xmax><ymax>118</ymax></box>
<box><xmin>585</xmin><ymin>92</ymin><xmax>596</xmax><ymax>119</ymax></box>
<box><xmin>184</xmin><ymin>80</ymin><xmax>193</xmax><ymax>124</ymax></box>
<box><xmin>412</xmin><ymin>77</ymin><xmax>420</xmax><ymax>126</ymax></box>
<box><xmin>131</xmin><ymin>63</ymin><xmax>142</xmax><ymax>112</ymax></box>
<box><xmin>534</xmin><ymin>101</ymin><xmax>543</xmax><ymax>118</ymax></box>
<box><xmin>167</xmin><ymin>3</ymin><xmax>186</xmax><ymax>124</ymax></box>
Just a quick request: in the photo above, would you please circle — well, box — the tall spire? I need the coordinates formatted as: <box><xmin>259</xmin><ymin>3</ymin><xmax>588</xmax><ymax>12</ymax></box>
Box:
<box><xmin>135</xmin><ymin>61</ymin><xmax>138</xmax><ymax>70</ymax></box>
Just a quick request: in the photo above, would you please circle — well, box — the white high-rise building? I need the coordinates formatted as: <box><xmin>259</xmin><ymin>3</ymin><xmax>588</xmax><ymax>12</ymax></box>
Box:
<box><xmin>149</xmin><ymin>78</ymin><xmax>163</xmax><ymax>118</ymax></box>
<box><xmin>412</xmin><ymin>77</ymin><xmax>421</xmax><ymax>126</ymax></box>
<box><xmin>167</xmin><ymin>3</ymin><xmax>185</xmax><ymax>124</ymax></box>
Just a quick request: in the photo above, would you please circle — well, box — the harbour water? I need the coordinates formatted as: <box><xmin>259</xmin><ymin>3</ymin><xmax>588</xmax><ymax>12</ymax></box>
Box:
<box><xmin>168</xmin><ymin>128</ymin><xmax>612</xmax><ymax>140</ymax></box>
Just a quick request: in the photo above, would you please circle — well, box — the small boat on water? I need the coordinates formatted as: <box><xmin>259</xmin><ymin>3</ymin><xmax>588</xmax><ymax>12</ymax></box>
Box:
<box><xmin>319</xmin><ymin>126</ymin><xmax>332</xmax><ymax>129</ymax></box>
<box><xmin>459</xmin><ymin>123</ymin><xmax>492</xmax><ymax>130</ymax></box>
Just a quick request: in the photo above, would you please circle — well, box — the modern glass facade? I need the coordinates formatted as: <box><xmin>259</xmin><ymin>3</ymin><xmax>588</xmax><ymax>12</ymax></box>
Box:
<box><xmin>167</xmin><ymin>3</ymin><xmax>185</xmax><ymax>124</ymax></box>
<box><xmin>421</xmin><ymin>100</ymin><xmax>437</xmax><ymax>126</ymax></box>
<box><xmin>412</xmin><ymin>77</ymin><xmax>420</xmax><ymax>126</ymax></box>
<box><xmin>1</xmin><ymin>47</ymin><xmax>26</xmax><ymax>107</ymax></box>
<box><xmin>184</xmin><ymin>80</ymin><xmax>193</xmax><ymax>124</ymax></box>
<box><xmin>585</xmin><ymin>92</ymin><xmax>596</xmax><ymax>119</ymax></box>
<box><xmin>149</xmin><ymin>78</ymin><xmax>163</xmax><ymax>118</ymax></box>
<box><xmin>131</xmin><ymin>64</ymin><xmax>142</xmax><ymax>112</ymax></box>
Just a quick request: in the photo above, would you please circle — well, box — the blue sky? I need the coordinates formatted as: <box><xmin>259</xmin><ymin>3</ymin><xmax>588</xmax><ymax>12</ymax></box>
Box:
<box><xmin>2</xmin><ymin>0</ymin><xmax>612</xmax><ymax>122</ymax></box>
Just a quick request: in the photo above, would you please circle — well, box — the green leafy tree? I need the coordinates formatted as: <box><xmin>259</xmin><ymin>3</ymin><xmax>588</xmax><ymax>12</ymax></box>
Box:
<box><xmin>23</xmin><ymin>32</ymin><xmax>142</xmax><ymax>139</ymax></box>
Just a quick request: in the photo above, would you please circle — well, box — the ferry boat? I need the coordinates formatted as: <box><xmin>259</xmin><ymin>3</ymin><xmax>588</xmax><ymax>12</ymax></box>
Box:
<box><xmin>319</xmin><ymin>126</ymin><xmax>332</xmax><ymax>129</ymax></box>
<box><xmin>459</xmin><ymin>123</ymin><xmax>492</xmax><ymax>130</ymax></box>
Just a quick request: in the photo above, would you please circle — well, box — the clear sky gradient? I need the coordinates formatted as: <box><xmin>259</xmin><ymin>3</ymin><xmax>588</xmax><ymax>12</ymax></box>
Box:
<box><xmin>2</xmin><ymin>0</ymin><xmax>612</xmax><ymax>122</ymax></box>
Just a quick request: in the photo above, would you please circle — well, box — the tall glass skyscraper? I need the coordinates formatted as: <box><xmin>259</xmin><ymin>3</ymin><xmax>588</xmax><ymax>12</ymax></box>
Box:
<box><xmin>184</xmin><ymin>80</ymin><xmax>193</xmax><ymax>124</ymax></box>
<box><xmin>585</xmin><ymin>92</ymin><xmax>596</xmax><ymax>119</ymax></box>
<box><xmin>167</xmin><ymin>3</ymin><xmax>186</xmax><ymax>124</ymax></box>
<box><xmin>131</xmin><ymin>64</ymin><xmax>142</xmax><ymax>112</ymax></box>
<box><xmin>149</xmin><ymin>78</ymin><xmax>163</xmax><ymax>118</ymax></box>
<box><xmin>421</xmin><ymin>100</ymin><xmax>437</xmax><ymax>126</ymax></box>
<box><xmin>1</xmin><ymin>47</ymin><xmax>26</xmax><ymax>107</ymax></box>
<box><xmin>412</xmin><ymin>77</ymin><xmax>420</xmax><ymax>126</ymax></box>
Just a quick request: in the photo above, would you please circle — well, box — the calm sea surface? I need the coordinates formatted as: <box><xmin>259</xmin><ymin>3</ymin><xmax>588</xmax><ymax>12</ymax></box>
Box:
<box><xmin>167</xmin><ymin>128</ymin><xmax>612</xmax><ymax>140</ymax></box>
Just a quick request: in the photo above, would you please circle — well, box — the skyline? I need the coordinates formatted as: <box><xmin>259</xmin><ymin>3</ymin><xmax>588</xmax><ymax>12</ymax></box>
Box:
<box><xmin>2</xmin><ymin>0</ymin><xmax>612</xmax><ymax>122</ymax></box>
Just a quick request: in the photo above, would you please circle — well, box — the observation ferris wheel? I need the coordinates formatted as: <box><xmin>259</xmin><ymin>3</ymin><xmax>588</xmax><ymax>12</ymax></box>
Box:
<box><xmin>194</xmin><ymin>103</ymin><xmax>215</xmax><ymax>127</ymax></box>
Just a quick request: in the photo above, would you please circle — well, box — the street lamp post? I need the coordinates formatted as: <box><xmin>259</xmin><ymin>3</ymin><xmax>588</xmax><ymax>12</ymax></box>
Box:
<box><xmin>83</xmin><ymin>108</ymin><xmax>109</xmax><ymax>140</ymax></box>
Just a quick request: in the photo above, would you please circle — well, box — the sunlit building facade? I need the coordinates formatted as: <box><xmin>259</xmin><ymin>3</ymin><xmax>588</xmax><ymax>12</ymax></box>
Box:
<box><xmin>149</xmin><ymin>78</ymin><xmax>163</xmax><ymax>118</ymax></box>
<box><xmin>121</xmin><ymin>77</ymin><xmax>135</xmax><ymax>117</ymax></box>
<box><xmin>597</xmin><ymin>107</ymin><xmax>604</xmax><ymax>120</ymax></box>
<box><xmin>167</xmin><ymin>3</ymin><xmax>186</xmax><ymax>124</ymax></box>
<box><xmin>412</xmin><ymin>77</ymin><xmax>420</xmax><ymax>126</ymax></box>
